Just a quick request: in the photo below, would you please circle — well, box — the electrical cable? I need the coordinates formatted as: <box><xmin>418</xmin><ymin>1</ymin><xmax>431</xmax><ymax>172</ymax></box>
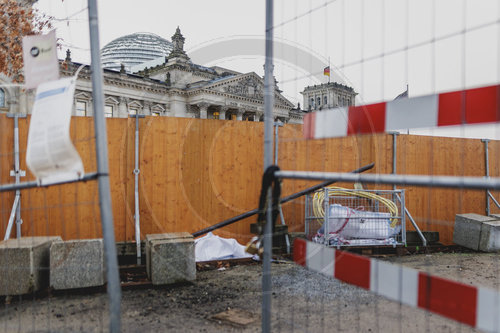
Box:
<box><xmin>311</xmin><ymin>186</ymin><xmax>399</xmax><ymax>227</ymax></box>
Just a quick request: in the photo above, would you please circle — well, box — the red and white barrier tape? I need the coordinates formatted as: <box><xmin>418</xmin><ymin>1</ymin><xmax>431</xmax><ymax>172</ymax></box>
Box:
<box><xmin>293</xmin><ymin>238</ymin><xmax>500</xmax><ymax>332</ymax></box>
<box><xmin>303</xmin><ymin>84</ymin><xmax>500</xmax><ymax>139</ymax></box>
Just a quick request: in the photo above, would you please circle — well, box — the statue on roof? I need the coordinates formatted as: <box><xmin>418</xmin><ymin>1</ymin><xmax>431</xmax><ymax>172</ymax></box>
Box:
<box><xmin>168</xmin><ymin>26</ymin><xmax>190</xmax><ymax>61</ymax></box>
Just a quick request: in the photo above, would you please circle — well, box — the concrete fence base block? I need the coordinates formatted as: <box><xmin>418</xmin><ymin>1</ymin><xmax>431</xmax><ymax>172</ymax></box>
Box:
<box><xmin>50</xmin><ymin>239</ymin><xmax>106</xmax><ymax>290</ymax></box>
<box><xmin>0</xmin><ymin>236</ymin><xmax>62</xmax><ymax>296</ymax></box>
<box><xmin>479</xmin><ymin>221</ymin><xmax>500</xmax><ymax>252</ymax></box>
<box><xmin>146</xmin><ymin>232</ymin><xmax>195</xmax><ymax>285</ymax></box>
<box><xmin>454</xmin><ymin>214</ymin><xmax>498</xmax><ymax>250</ymax></box>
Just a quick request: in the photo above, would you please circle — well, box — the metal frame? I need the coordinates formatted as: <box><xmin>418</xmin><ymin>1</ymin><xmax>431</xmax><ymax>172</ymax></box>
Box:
<box><xmin>1</xmin><ymin>2</ymin><xmax>122</xmax><ymax>329</ymax></box>
<box><xmin>0</xmin><ymin>172</ymin><xmax>98</xmax><ymax>193</ymax></box>
<box><xmin>274</xmin><ymin>170</ymin><xmax>500</xmax><ymax>190</ymax></box>
<box><xmin>306</xmin><ymin>188</ymin><xmax>406</xmax><ymax>247</ymax></box>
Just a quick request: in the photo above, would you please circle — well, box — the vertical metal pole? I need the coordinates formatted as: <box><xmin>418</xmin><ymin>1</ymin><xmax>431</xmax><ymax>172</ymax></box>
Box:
<box><xmin>274</xmin><ymin>121</ymin><xmax>280</xmax><ymax>165</ymax></box>
<box><xmin>263</xmin><ymin>0</ymin><xmax>274</xmax><ymax>331</ymax></box>
<box><xmin>87</xmin><ymin>1</ymin><xmax>121</xmax><ymax>332</ymax></box>
<box><xmin>483</xmin><ymin>139</ymin><xmax>490</xmax><ymax>216</ymax></box>
<box><xmin>131</xmin><ymin>114</ymin><xmax>145</xmax><ymax>264</ymax></box>
<box><xmin>13</xmin><ymin>115</ymin><xmax>22</xmax><ymax>238</ymax></box>
<box><xmin>391</xmin><ymin>132</ymin><xmax>399</xmax><ymax>191</ymax></box>
<box><xmin>135</xmin><ymin>115</ymin><xmax>140</xmax><ymax>264</ymax></box>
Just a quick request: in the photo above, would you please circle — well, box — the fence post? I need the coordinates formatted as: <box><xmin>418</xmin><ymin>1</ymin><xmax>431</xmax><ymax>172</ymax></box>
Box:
<box><xmin>263</xmin><ymin>0</ymin><xmax>274</xmax><ymax>331</ymax></box>
<box><xmin>87</xmin><ymin>1</ymin><xmax>122</xmax><ymax>332</ymax></box>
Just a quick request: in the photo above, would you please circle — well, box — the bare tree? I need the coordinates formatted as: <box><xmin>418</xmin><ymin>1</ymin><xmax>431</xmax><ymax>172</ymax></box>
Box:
<box><xmin>0</xmin><ymin>0</ymin><xmax>52</xmax><ymax>82</ymax></box>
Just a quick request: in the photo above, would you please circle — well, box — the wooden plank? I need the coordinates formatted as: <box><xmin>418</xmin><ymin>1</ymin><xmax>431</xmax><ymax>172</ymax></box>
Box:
<box><xmin>2</xmin><ymin>114</ymin><xmax>498</xmax><ymax>245</ymax></box>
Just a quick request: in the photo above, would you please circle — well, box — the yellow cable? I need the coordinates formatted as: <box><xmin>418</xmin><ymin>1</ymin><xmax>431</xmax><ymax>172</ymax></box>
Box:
<box><xmin>311</xmin><ymin>186</ymin><xmax>399</xmax><ymax>228</ymax></box>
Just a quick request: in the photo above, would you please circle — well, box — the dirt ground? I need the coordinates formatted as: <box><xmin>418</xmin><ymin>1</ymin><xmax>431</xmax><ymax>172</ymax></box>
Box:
<box><xmin>2</xmin><ymin>252</ymin><xmax>500</xmax><ymax>333</ymax></box>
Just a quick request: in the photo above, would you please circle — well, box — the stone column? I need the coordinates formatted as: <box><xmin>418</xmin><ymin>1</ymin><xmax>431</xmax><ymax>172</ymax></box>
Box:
<box><xmin>254</xmin><ymin>111</ymin><xmax>262</xmax><ymax>122</ymax></box>
<box><xmin>236</xmin><ymin>109</ymin><xmax>244</xmax><ymax>121</ymax></box>
<box><xmin>143</xmin><ymin>101</ymin><xmax>151</xmax><ymax>116</ymax></box>
<box><xmin>87</xmin><ymin>99</ymin><xmax>94</xmax><ymax>117</ymax></box>
<box><xmin>198</xmin><ymin>102</ymin><xmax>209</xmax><ymax>119</ymax></box>
<box><xmin>219</xmin><ymin>106</ymin><xmax>228</xmax><ymax>120</ymax></box>
<box><xmin>118</xmin><ymin>97</ymin><xmax>128</xmax><ymax>118</ymax></box>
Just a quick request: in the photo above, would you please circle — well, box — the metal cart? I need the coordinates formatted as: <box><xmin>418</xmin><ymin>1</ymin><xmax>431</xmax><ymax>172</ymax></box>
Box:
<box><xmin>305</xmin><ymin>188</ymin><xmax>406</xmax><ymax>247</ymax></box>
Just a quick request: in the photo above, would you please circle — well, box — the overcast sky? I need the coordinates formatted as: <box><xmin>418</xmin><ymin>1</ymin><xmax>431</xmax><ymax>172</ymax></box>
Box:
<box><xmin>35</xmin><ymin>0</ymin><xmax>500</xmax><ymax>138</ymax></box>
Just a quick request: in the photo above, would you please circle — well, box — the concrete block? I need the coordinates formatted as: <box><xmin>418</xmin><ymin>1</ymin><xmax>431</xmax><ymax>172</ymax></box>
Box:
<box><xmin>0</xmin><ymin>236</ymin><xmax>62</xmax><ymax>295</ymax></box>
<box><xmin>146</xmin><ymin>233</ymin><xmax>195</xmax><ymax>285</ymax></box>
<box><xmin>453</xmin><ymin>214</ymin><xmax>497</xmax><ymax>250</ymax></box>
<box><xmin>50</xmin><ymin>239</ymin><xmax>106</xmax><ymax>290</ymax></box>
<box><xmin>479</xmin><ymin>221</ymin><xmax>500</xmax><ymax>252</ymax></box>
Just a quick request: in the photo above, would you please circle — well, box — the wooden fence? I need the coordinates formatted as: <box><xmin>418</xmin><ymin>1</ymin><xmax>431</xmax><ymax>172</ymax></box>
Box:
<box><xmin>1</xmin><ymin>114</ymin><xmax>499</xmax><ymax>245</ymax></box>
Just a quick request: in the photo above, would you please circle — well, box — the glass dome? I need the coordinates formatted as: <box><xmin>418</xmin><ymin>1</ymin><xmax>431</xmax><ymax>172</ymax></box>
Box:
<box><xmin>101</xmin><ymin>32</ymin><xmax>173</xmax><ymax>72</ymax></box>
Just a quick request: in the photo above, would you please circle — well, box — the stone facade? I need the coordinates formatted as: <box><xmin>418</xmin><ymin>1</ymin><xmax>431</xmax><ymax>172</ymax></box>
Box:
<box><xmin>0</xmin><ymin>28</ymin><xmax>304</xmax><ymax>124</ymax></box>
<box><xmin>301</xmin><ymin>81</ymin><xmax>357</xmax><ymax>111</ymax></box>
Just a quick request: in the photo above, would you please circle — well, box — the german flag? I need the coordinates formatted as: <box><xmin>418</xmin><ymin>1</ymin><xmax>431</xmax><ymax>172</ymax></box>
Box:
<box><xmin>323</xmin><ymin>66</ymin><xmax>330</xmax><ymax>77</ymax></box>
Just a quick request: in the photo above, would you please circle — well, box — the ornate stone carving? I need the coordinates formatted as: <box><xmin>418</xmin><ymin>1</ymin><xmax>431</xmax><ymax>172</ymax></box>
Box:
<box><xmin>168</xmin><ymin>27</ymin><xmax>190</xmax><ymax>61</ymax></box>
<box><xmin>223</xmin><ymin>77</ymin><xmax>263</xmax><ymax>99</ymax></box>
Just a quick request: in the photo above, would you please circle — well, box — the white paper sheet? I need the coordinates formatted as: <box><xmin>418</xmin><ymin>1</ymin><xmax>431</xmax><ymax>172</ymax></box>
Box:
<box><xmin>22</xmin><ymin>30</ymin><xmax>59</xmax><ymax>90</ymax></box>
<box><xmin>26</xmin><ymin>77</ymin><xmax>84</xmax><ymax>186</ymax></box>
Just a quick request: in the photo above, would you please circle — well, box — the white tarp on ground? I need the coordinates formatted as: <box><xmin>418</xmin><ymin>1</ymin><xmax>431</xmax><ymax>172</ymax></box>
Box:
<box><xmin>195</xmin><ymin>232</ymin><xmax>252</xmax><ymax>262</ymax></box>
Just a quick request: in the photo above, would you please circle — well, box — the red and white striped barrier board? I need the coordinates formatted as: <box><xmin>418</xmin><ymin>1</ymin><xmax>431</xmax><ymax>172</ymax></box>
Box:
<box><xmin>303</xmin><ymin>84</ymin><xmax>500</xmax><ymax>139</ymax></box>
<box><xmin>293</xmin><ymin>238</ymin><xmax>500</xmax><ymax>332</ymax></box>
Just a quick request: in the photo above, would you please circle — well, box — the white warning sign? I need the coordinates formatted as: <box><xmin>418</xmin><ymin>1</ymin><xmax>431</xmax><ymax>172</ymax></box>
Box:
<box><xmin>22</xmin><ymin>30</ymin><xmax>59</xmax><ymax>90</ymax></box>
<box><xmin>26</xmin><ymin>77</ymin><xmax>84</xmax><ymax>185</ymax></box>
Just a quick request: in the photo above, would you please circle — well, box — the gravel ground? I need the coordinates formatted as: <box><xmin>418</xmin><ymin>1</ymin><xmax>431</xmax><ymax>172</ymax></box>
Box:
<box><xmin>3</xmin><ymin>252</ymin><xmax>500</xmax><ymax>332</ymax></box>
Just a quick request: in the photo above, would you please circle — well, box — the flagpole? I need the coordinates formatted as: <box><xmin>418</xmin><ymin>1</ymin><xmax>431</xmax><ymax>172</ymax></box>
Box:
<box><xmin>328</xmin><ymin>57</ymin><xmax>331</xmax><ymax>83</ymax></box>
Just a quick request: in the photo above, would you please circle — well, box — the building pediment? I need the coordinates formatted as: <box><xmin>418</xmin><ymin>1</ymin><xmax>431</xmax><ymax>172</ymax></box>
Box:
<box><xmin>203</xmin><ymin>72</ymin><xmax>294</xmax><ymax>109</ymax></box>
<box><xmin>206</xmin><ymin>73</ymin><xmax>264</xmax><ymax>100</ymax></box>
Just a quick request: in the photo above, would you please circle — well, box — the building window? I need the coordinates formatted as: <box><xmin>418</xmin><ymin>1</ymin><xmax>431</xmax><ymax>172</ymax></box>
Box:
<box><xmin>213</xmin><ymin>111</ymin><xmax>220</xmax><ymax>120</ymax></box>
<box><xmin>129</xmin><ymin>108</ymin><xmax>138</xmax><ymax>116</ymax></box>
<box><xmin>0</xmin><ymin>89</ymin><xmax>5</xmax><ymax>108</ymax></box>
<box><xmin>310</xmin><ymin>98</ymin><xmax>314</xmax><ymax>107</ymax></box>
<box><xmin>347</xmin><ymin>98</ymin><xmax>351</xmax><ymax>106</ymax></box>
<box><xmin>317</xmin><ymin>97</ymin><xmax>321</xmax><ymax>106</ymax></box>
<box><xmin>152</xmin><ymin>112</ymin><xmax>160</xmax><ymax>117</ymax></box>
<box><xmin>323</xmin><ymin>96</ymin><xmax>327</xmax><ymax>105</ymax></box>
<box><xmin>76</xmin><ymin>101</ymin><xmax>87</xmax><ymax>116</ymax></box>
<box><xmin>104</xmin><ymin>105</ymin><xmax>113</xmax><ymax>118</ymax></box>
